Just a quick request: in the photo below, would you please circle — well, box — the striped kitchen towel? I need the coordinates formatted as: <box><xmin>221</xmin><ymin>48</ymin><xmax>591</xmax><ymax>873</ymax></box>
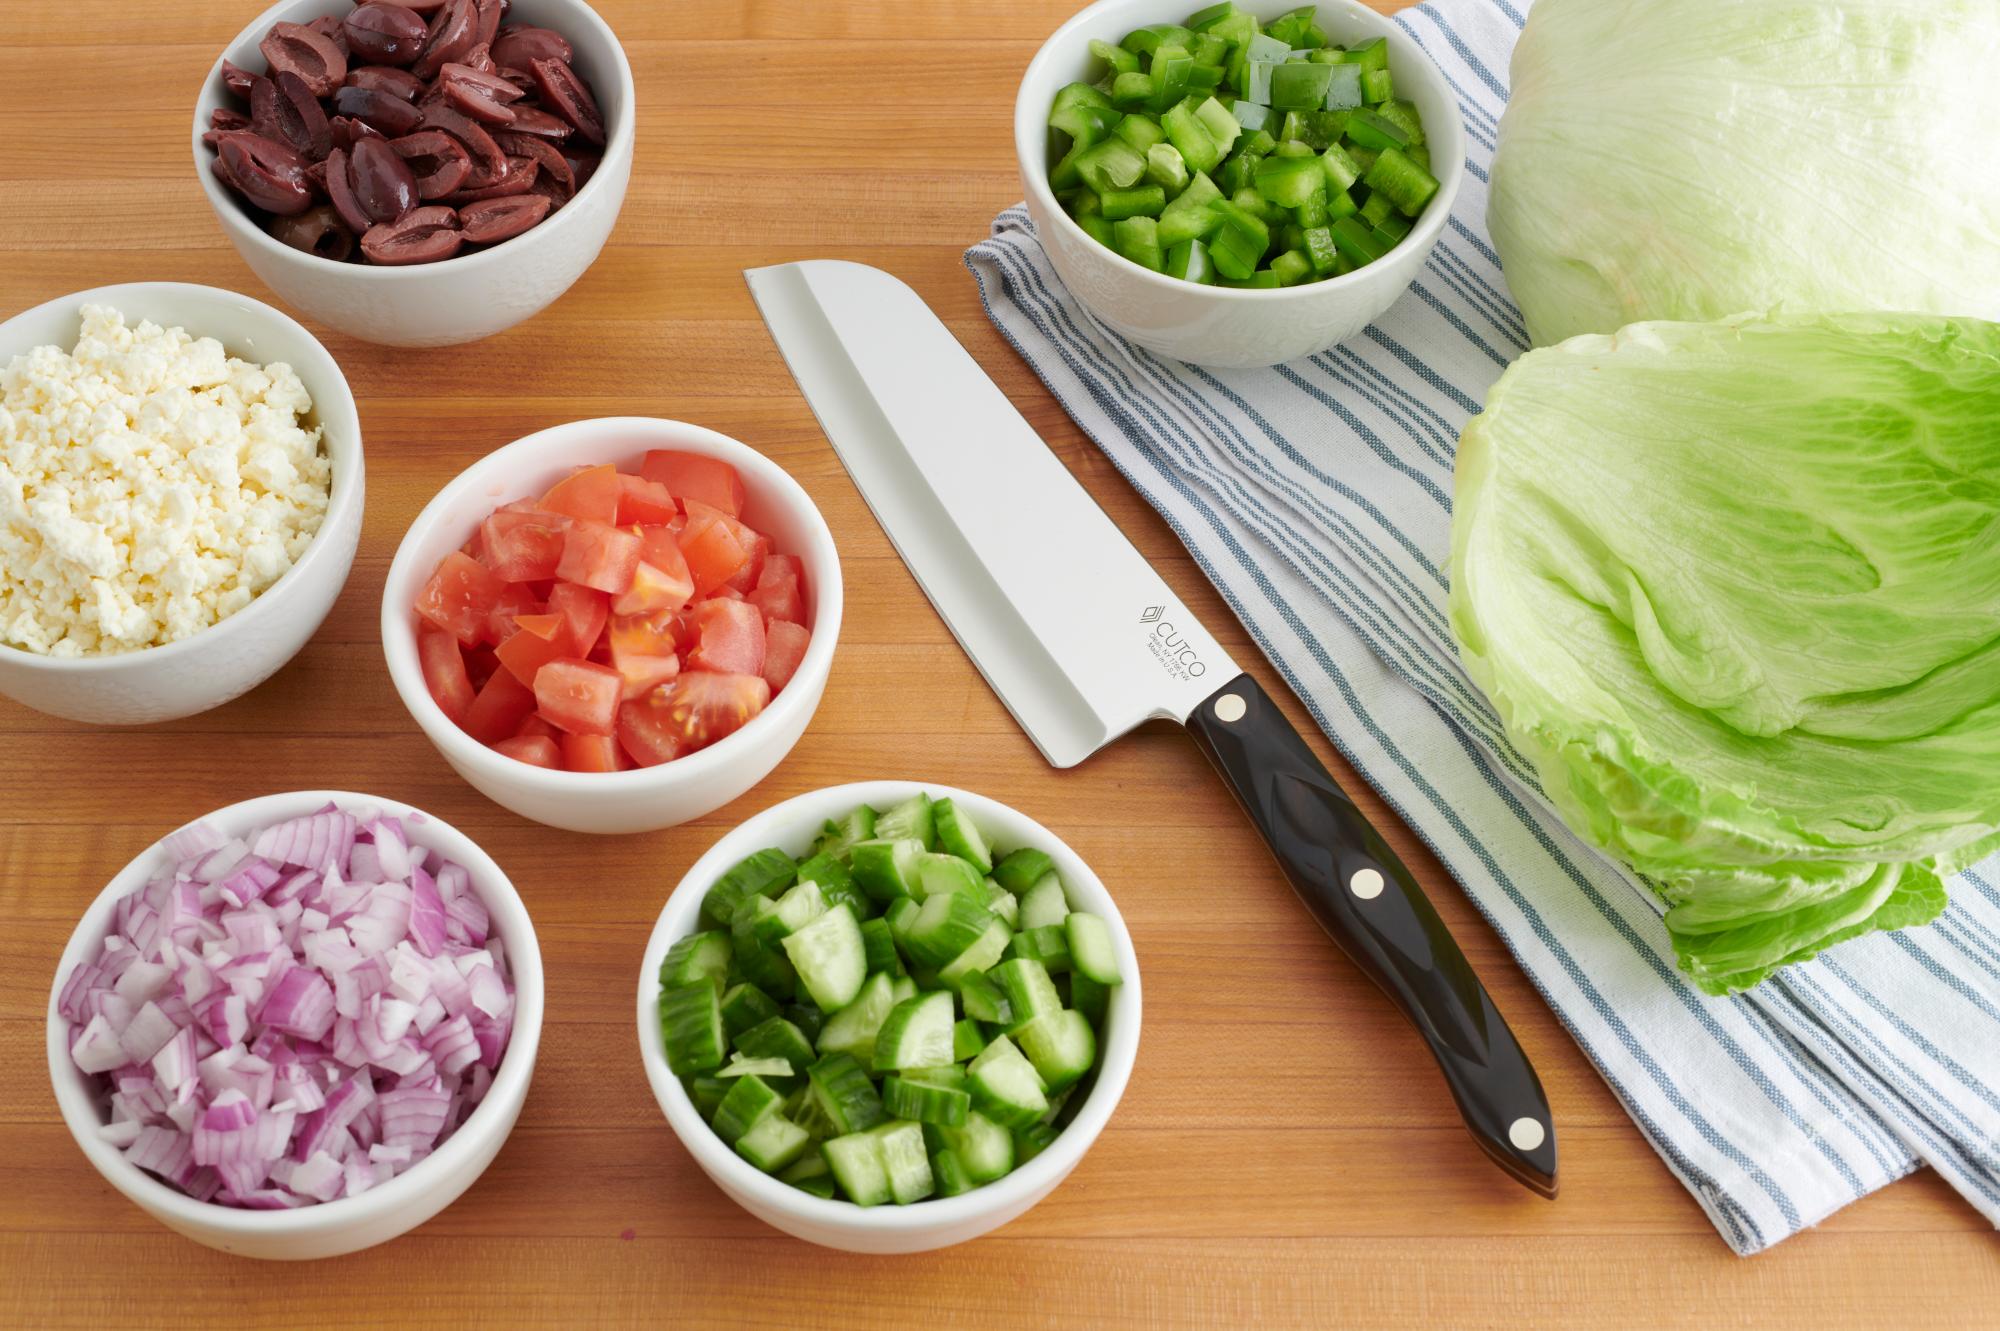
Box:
<box><xmin>966</xmin><ymin>0</ymin><xmax>2000</xmax><ymax>1256</ymax></box>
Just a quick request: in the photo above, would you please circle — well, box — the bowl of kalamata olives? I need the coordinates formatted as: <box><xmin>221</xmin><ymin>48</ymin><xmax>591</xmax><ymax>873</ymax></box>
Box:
<box><xmin>194</xmin><ymin>0</ymin><xmax>634</xmax><ymax>347</ymax></box>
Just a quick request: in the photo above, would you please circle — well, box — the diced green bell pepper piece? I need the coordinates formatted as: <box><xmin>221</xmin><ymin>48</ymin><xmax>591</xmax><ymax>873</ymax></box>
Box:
<box><xmin>1331</xmin><ymin>215</ymin><xmax>1391</xmax><ymax>264</ymax></box>
<box><xmin>1078</xmin><ymin>214</ymin><xmax>1117</xmax><ymax>247</ymax></box>
<box><xmin>1231</xmin><ymin>100</ymin><xmax>1272</xmax><ymax>134</ymax></box>
<box><xmin>1219</xmin><ymin>270</ymin><xmax>1281</xmax><ymax>288</ymax></box>
<box><xmin>1162</xmin><ymin>99</ymin><xmax>1223</xmax><ymax>175</ymax></box>
<box><xmin>1269</xmin><ymin>60</ymin><xmax>1333</xmax><ymax>111</ymax></box>
<box><xmin>1270</xmin><ymin>249</ymin><xmax>1312</xmax><ymax>286</ymax></box>
<box><xmin>1186</xmin><ymin>0</ymin><xmax>1238</xmax><ymax>31</ymax></box>
<box><xmin>1348</xmin><ymin>36</ymin><xmax>1390</xmax><ymax>75</ymax></box>
<box><xmin>1110</xmin><ymin>71</ymin><xmax>1155</xmax><ymax>110</ymax></box>
<box><xmin>1372</xmin><ymin>99</ymin><xmax>1426</xmax><ymax>147</ymax></box>
<box><xmin>1359</xmin><ymin>187</ymin><xmax>1396</xmax><ymax>227</ymax></box>
<box><xmin>1113</xmin><ymin>216</ymin><xmax>1164</xmax><ymax>271</ymax></box>
<box><xmin>1344</xmin><ymin>107</ymin><xmax>1410</xmax><ymax>151</ymax></box>
<box><xmin>1302</xmin><ymin>224</ymin><xmax>1340</xmax><ymax>276</ymax></box>
<box><xmin>1145</xmin><ymin>142</ymin><xmax>1189</xmax><ymax>195</ymax></box>
<box><xmin>1121</xmin><ymin>23</ymin><xmax>1195</xmax><ymax>56</ymax></box>
<box><xmin>1292</xmin><ymin>191</ymin><xmax>1329</xmax><ymax>227</ymax></box>
<box><xmin>1320</xmin><ymin>142</ymin><xmax>1361</xmax><ymax>193</ymax></box>
<box><xmin>1100</xmin><ymin>184</ymin><xmax>1166</xmax><ymax>220</ymax></box>
<box><xmin>1324</xmin><ymin>64</ymin><xmax>1364</xmax><ymax>110</ymax></box>
<box><xmin>1156</xmin><ymin>169</ymin><xmax>1223</xmax><ymax>247</ymax></box>
<box><xmin>1254</xmin><ymin>153</ymin><xmax>1325</xmax><ymax>208</ymax></box>
<box><xmin>1074</xmin><ymin>138</ymin><xmax>1147</xmax><ymax>194</ymax></box>
<box><xmin>1165</xmin><ymin>237</ymin><xmax>1216</xmax><ymax>284</ymax></box>
<box><xmin>1361</xmin><ymin>68</ymin><xmax>1394</xmax><ymax>104</ymax></box>
<box><xmin>1113</xmin><ymin>113</ymin><xmax>1165</xmax><ymax>153</ymax></box>
<box><xmin>1207</xmin><ymin>199</ymin><xmax>1270</xmax><ymax>279</ymax></box>
<box><xmin>1230</xmin><ymin>186</ymin><xmax>1286</xmax><ymax>226</ymax></box>
<box><xmin>1089</xmin><ymin>38</ymin><xmax>1139</xmax><ymax>76</ymax></box>
<box><xmin>1148</xmin><ymin>44</ymin><xmax>1193</xmax><ymax>112</ymax></box>
<box><xmin>1363</xmin><ymin>145</ymin><xmax>1439</xmax><ymax>217</ymax></box>
<box><xmin>1192</xmin><ymin>97</ymin><xmax>1242</xmax><ymax>157</ymax></box>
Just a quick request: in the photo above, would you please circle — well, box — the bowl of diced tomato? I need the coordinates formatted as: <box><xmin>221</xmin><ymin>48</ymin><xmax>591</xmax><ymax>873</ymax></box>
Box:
<box><xmin>381</xmin><ymin>417</ymin><xmax>842</xmax><ymax>835</ymax></box>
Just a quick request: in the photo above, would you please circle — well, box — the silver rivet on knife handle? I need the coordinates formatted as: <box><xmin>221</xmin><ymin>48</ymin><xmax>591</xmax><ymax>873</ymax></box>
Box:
<box><xmin>1350</xmin><ymin>868</ymin><xmax>1385</xmax><ymax>900</ymax></box>
<box><xmin>1213</xmin><ymin>693</ymin><xmax>1246</xmax><ymax>723</ymax></box>
<box><xmin>1509</xmin><ymin>1117</ymin><xmax>1548</xmax><ymax>1151</ymax></box>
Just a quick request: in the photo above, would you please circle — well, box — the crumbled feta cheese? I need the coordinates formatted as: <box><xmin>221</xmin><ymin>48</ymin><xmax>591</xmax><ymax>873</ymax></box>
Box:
<box><xmin>0</xmin><ymin>305</ymin><xmax>331</xmax><ymax>656</ymax></box>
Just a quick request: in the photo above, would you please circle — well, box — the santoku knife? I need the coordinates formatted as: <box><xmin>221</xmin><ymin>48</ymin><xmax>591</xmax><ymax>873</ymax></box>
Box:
<box><xmin>746</xmin><ymin>260</ymin><xmax>1557</xmax><ymax>1199</ymax></box>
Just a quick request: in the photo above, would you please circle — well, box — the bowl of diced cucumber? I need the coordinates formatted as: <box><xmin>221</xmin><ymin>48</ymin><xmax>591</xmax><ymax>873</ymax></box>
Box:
<box><xmin>637</xmin><ymin>782</ymin><xmax>1140</xmax><ymax>1253</ymax></box>
<box><xmin>1015</xmin><ymin>0</ymin><xmax>1465</xmax><ymax>368</ymax></box>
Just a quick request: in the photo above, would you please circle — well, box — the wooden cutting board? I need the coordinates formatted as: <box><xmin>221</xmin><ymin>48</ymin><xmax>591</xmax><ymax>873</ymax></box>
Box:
<box><xmin>0</xmin><ymin>2</ymin><xmax>1992</xmax><ymax>1326</ymax></box>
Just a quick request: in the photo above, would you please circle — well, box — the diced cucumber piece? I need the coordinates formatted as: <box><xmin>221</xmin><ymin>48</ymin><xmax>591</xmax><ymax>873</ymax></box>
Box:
<box><xmin>873</xmin><ymin>990</ymin><xmax>956</xmax><ymax>1072</ymax></box>
<box><xmin>751</xmin><ymin>879</ymin><xmax>826</xmax><ymax>946</ymax></box>
<box><xmin>859</xmin><ymin>917</ymin><xmax>905</xmax><ymax>976</ymax></box>
<box><xmin>794</xmin><ymin>851</ymin><xmax>864</xmax><ymax>916</ymax></box>
<box><xmin>930</xmin><ymin>798</ymin><xmax>992</xmax><ymax>872</ymax></box>
<box><xmin>932</xmin><ymin>1148</ymin><xmax>974</xmax><ymax>1197</ymax></box>
<box><xmin>890</xmin><ymin>974</ymin><xmax>919</xmax><ymax>1006</ymax></box>
<box><xmin>734</xmin><ymin>1015</ymin><xmax>816</xmax><ymax>1070</ymax></box>
<box><xmin>884</xmin><ymin>896</ymin><xmax>919</xmax><ymax>942</ymax></box>
<box><xmin>731</xmin><ymin>908</ymin><xmax>798</xmax><ymax>996</ymax></box>
<box><xmin>872</xmin><ymin>1121</ymin><xmax>935</xmax><ymax>1204</ymax></box>
<box><xmin>685</xmin><ymin>1074</ymin><xmax>728</xmax><ymax>1119</ymax></box>
<box><xmin>711</xmin><ymin>1074</ymin><xmax>783</xmax><ymax>1145</ymax></box>
<box><xmin>883</xmin><ymin>1074</ymin><xmax>971</xmax><ymax>1127</ymax></box>
<box><xmin>1007</xmin><ymin>923</ymin><xmax>1073</xmax><ymax>973</ymax></box>
<box><xmin>939</xmin><ymin>919</ymin><xmax>1013</xmax><ymax>987</ymax></box>
<box><xmin>780</xmin><ymin>903</ymin><xmax>867</xmax><ymax>1012</ymax></box>
<box><xmin>968</xmin><ymin>1035</ymin><xmax>1051</xmax><ymax>1129</ymax></box>
<box><xmin>957</xmin><ymin>969</ymin><xmax>1014</xmax><ymax>1026</ymax></box>
<box><xmin>873</xmin><ymin>794</ymin><xmax>935</xmax><ymax>848</ymax></box>
<box><xmin>928</xmin><ymin>1111</ymin><xmax>1014</xmax><ymax>1184</ymax></box>
<box><xmin>904</xmin><ymin>892</ymin><xmax>996</xmax><ymax>969</ymax></box>
<box><xmin>736</xmin><ymin>1103</ymin><xmax>812</xmax><ymax>1167</ymax></box>
<box><xmin>992</xmin><ymin>958</ymin><xmax>1063</xmax><ymax>1033</ymax></box>
<box><xmin>1017</xmin><ymin>874</ymin><xmax>1071</xmax><ymax>930</ymax></box>
<box><xmin>816</xmin><ymin>972</ymin><xmax>897</xmax><ymax>1066</ymax></box>
<box><xmin>992</xmin><ymin>848</ymin><xmax>1054</xmax><ymax>895</ymax></box>
<box><xmin>660</xmin><ymin>980</ymin><xmax>725</xmax><ymax>1075</ymax></box>
<box><xmin>808</xmin><ymin>1052</ymin><xmax>886</xmax><ymax>1135</ymax></box>
<box><xmin>721</xmin><ymin>1055</ymin><xmax>796</xmax><ymax>1083</ymax></box>
<box><xmin>916</xmin><ymin>853</ymin><xmax>988</xmax><ymax>903</ymax></box>
<box><xmin>659</xmin><ymin>930</ymin><xmax>732</xmax><ymax>992</ymax></box>
<box><xmin>823</xmin><ymin>1132</ymin><xmax>891</xmax><ymax>1207</ymax></box>
<box><xmin>900</xmin><ymin>1064</ymin><xmax>968</xmax><ymax>1090</ymax></box>
<box><xmin>780</xmin><ymin>1151</ymin><xmax>836</xmax><ymax>1198</ymax></box>
<box><xmin>849</xmin><ymin>838</ymin><xmax>926</xmax><ymax>903</ymax></box>
<box><xmin>702</xmin><ymin>849</ymin><xmax>797</xmax><ymax>925</ymax></box>
<box><xmin>719</xmin><ymin>982</ymin><xmax>780</xmax><ymax>1039</ymax></box>
<box><xmin>814</xmin><ymin>806</ymin><xmax>877</xmax><ymax>862</ymax></box>
<box><xmin>953</xmin><ymin>1018</ymin><xmax>986</xmax><ymax>1062</ymax></box>
<box><xmin>988</xmin><ymin>888</ymin><xmax>1019</xmax><ymax>928</ymax></box>
<box><xmin>1014</xmin><ymin>1121</ymin><xmax>1060</xmax><ymax>1165</ymax></box>
<box><xmin>784</xmin><ymin>1002</ymin><xmax>824</xmax><ymax>1044</ymax></box>
<box><xmin>1016</xmin><ymin>1009</ymin><xmax>1098</xmax><ymax>1092</ymax></box>
<box><xmin>1070</xmin><ymin>971</ymin><xmax>1111</xmax><ymax>1027</ymax></box>
<box><xmin>1065</xmin><ymin>911</ymin><xmax>1121</xmax><ymax>985</ymax></box>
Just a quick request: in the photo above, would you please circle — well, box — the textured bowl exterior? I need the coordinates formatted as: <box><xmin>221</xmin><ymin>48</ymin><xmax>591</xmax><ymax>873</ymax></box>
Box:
<box><xmin>637</xmin><ymin>782</ymin><xmax>1142</xmax><ymax>1253</ymax></box>
<box><xmin>46</xmin><ymin>791</ymin><xmax>544</xmax><ymax>1260</ymax></box>
<box><xmin>1014</xmin><ymin>0</ymin><xmax>1466</xmax><ymax>369</ymax></box>
<box><xmin>380</xmin><ymin>418</ymin><xmax>842</xmax><ymax>835</ymax></box>
<box><xmin>0</xmin><ymin>283</ymin><xmax>363</xmax><ymax>725</ymax></box>
<box><xmin>193</xmin><ymin>0</ymin><xmax>635</xmax><ymax>348</ymax></box>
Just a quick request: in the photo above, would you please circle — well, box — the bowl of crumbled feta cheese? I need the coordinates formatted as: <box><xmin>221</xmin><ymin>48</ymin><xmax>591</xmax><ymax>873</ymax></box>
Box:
<box><xmin>0</xmin><ymin>283</ymin><xmax>363</xmax><ymax>724</ymax></box>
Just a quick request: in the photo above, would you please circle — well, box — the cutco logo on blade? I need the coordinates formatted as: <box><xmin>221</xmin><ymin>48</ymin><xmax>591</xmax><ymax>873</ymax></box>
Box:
<box><xmin>1142</xmin><ymin>611</ymin><xmax>1208</xmax><ymax>680</ymax></box>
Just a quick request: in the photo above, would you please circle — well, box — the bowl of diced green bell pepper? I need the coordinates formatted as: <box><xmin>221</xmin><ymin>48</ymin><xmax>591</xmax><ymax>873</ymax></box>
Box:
<box><xmin>637</xmin><ymin>782</ymin><xmax>1141</xmax><ymax>1253</ymax></box>
<box><xmin>1015</xmin><ymin>0</ymin><xmax>1465</xmax><ymax>368</ymax></box>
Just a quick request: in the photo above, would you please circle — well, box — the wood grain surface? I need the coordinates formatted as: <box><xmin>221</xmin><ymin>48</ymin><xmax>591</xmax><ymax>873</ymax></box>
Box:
<box><xmin>1</xmin><ymin>2</ymin><xmax>1993</xmax><ymax>1327</ymax></box>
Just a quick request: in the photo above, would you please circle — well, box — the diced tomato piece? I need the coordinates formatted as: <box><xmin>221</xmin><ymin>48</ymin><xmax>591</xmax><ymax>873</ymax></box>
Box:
<box><xmin>532</xmin><ymin>658</ymin><xmax>622</xmax><ymax>736</ymax></box>
<box><xmin>748</xmin><ymin>575</ymin><xmax>805</xmax><ymax>627</ymax></box>
<box><xmin>479</xmin><ymin>508</ymin><xmax>569</xmax><ymax>582</ymax></box>
<box><xmin>495</xmin><ymin>612</ymin><xmax>572</xmax><ymax>686</ymax></box>
<box><xmin>758</xmin><ymin>554</ymin><xmax>803</xmax><ymax>591</ymax></box>
<box><xmin>724</xmin><ymin>530</ymin><xmax>770</xmax><ymax>593</ymax></box>
<box><xmin>561</xmin><ymin>731</ymin><xmax>627</xmax><ymax>773</ymax></box>
<box><xmin>463</xmin><ymin>667</ymin><xmax>537</xmax><ymax>744</ymax></box>
<box><xmin>482</xmin><ymin>583</ymin><xmax>543</xmax><ymax>647</ymax></box>
<box><xmin>417</xmin><ymin>623</ymin><xmax>475</xmax><ymax>724</ymax></box>
<box><xmin>557</xmin><ymin>519</ymin><xmax>642</xmax><ymax>594</ymax></box>
<box><xmin>463</xmin><ymin>645</ymin><xmax>500</xmax><ymax>691</ymax></box>
<box><xmin>686</xmin><ymin>598</ymin><xmax>766</xmax><ymax>676</ymax></box>
<box><xmin>677</xmin><ymin>503</ymin><xmax>749</xmax><ymax>596</ymax></box>
<box><xmin>612</xmin><ymin>554</ymin><xmax>695</xmax><ymax>617</ymax></box>
<box><xmin>616</xmin><ymin>475</ymin><xmax>678</xmax><ymax>526</ymax></box>
<box><xmin>615</xmin><ymin>697</ymin><xmax>684</xmax><ymax>768</ymax></box>
<box><xmin>547</xmin><ymin>583</ymin><xmax>609</xmax><ymax>660</ymax></box>
<box><xmin>416</xmin><ymin>552</ymin><xmax>509</xmax><ymax>645</ymax></box>
<box><xmin>540</xmin><ymin>463</ymin><xmax>622</xmax><ymax>525</ymax></box>
<box><xmin>612</xmin><ymin>646</ymin><xmax>680</xmax><ymax>701</ymax></box>
<box><xmin>763</xmin><ymin>620</ymin><xmax>810</xmax><ymax>693</ymax></box>
<box><xmin>492</xmin><ymin>735</ymin><xmax>561</xmax><ymax>769</ymax></box>
<box><xmin>656</xmin><ymin>670</ymin><xmax>771</xmax><ymax>753</ymax></box>
<box><xmin>708</xmin><ymin>584</ymin><xmax>744</xmax><ymax>601</ymax></box>
<box><xmin>639</xmin><ymin>450</ymin><xmax>747</xmax><ymax>517</ymax></box>
<box><xmin>609</xmin><ymin>609</ymin><xmax>678</xmax><ymax>657</ymax></box>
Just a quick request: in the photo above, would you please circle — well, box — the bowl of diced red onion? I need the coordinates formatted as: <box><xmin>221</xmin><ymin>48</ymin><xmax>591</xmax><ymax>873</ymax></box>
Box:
<box><xmin>46</xmin><ymin>790</ymin><xmax>543</xmax><ymax>1260</ymax></box>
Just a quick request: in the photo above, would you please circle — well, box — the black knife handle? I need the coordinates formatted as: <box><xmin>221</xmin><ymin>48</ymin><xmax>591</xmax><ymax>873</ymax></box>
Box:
<box><xmin>1185</xmin><ymin>671</ymin><xmax>1558</xmax><ymax>1197</ymax></box>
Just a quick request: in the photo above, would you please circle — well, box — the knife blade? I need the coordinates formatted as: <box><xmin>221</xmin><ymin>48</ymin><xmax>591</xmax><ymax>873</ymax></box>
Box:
<box><xmin>747</xmin><ymin>259</ymin><xmax>1557</xmax><ymax>1199</ymax></box>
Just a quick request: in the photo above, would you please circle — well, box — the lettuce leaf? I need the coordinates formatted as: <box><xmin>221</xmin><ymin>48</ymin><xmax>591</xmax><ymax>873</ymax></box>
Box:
<box><xmin>1449</xmin><ymin>312</ymin><xmax>2000</xmax><ymax>992</ymax></box>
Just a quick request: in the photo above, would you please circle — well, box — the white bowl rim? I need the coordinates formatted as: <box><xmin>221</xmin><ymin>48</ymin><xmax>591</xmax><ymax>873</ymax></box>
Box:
<box><xmin>45</xmin><ymin>789</ymin><xmax>545</xmax><ymax>1237</ymax></box>
<box><xmin>191</xmin><ymin>0</ymin><xmax>637</xmax><ymax>279</ymax></box>
<box><xmin>379</xmin><ymin>415</ymin><xmax>844</xmax><ymax>793</ymax></box>
<box><xmin>1013</xmin><ymin>0</ymin><xmax>1467</xmax><ymax>301</ymax></box>
<box><xmin>635</xmin><ymin>779</ymin><xmax>1143</xmax><ymax>1235</ymax></box>
<box><xmin>0</xmin><ymin>281</ymin><xmax>362</xmax><ymax>675</ymax></box>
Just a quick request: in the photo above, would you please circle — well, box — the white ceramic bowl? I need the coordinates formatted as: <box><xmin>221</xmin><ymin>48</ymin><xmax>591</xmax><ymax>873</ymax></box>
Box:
<box><xmin>193</xmin><ymin>0</ymin><xmax>635</xmax><ymax>347</ymax></box>
<box><xmin>637</xmin><ymin>781</ymin><xmax>1142</xmax><ymax>1253</ymax></box>
<box><xmin>381</xmin><ymin>417</ymin><xmax>843</xmax><ymax>835</ymax></box>
<box><xmin>1014</xmin><ymin>0</ymin><xmax>1466</xmax><ymax>368</ymax></box>
<box><xmin>46</xmin><ymin>790</ymin><xmax>545</xmax><ymax>1260</ymax></box>
<box><xmin>0</xmin><ymin>283</ymin><xmax>363</xmax><ymax>725</ymax></box>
